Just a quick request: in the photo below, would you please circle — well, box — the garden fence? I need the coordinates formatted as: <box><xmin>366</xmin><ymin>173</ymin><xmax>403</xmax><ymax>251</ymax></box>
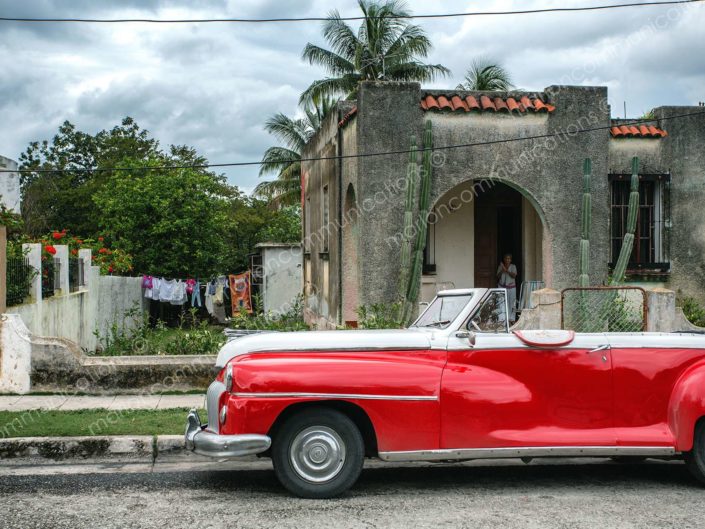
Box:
<box><xmin>69</xmin><ymin>257</ymin><xmax>84</xmax><ymax>292</ymax></box>
<box><xmin>561</xmin><ymin>286</ymin><xmax>646</xmax><ymax>332</ymax></box>
<box><xmin>6</xmin><ymin>257</ymin><xmax>35</xmax><ymax>306</ymax></box>
<box><xmin>42</xmin><ymin>258</ymin><xmax>57</xmax><ymax>298</ymax></box>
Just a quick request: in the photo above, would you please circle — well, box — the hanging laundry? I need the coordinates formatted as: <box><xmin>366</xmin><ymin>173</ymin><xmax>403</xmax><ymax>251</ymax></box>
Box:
<box><xmin>204</xmin><ymin>281</ymin><xmax>215</xmax><ymax>314</ymax></box>
<box><xmin>142</xmin><ymin>275</ymin><xmax>154</xmax><ymax>299</ymax></box>
<box><xmin>185</xmin><ymin>278</ymin><xmax>196</xmax><ymax>295</ymax></box>
<box><xmin>214</xmin><ymin>279</ymin><xmax>224</xmax><ymax>305</ymax></box>
<box><xmin>191</xmin><ymin>280</ymin><xmax>202</xmax><ymax>308</ymax></box>
<box><xmin>229</xmin><ymin>272</ymin><xmax>253</xmax><ymax>314</ymax></box>
<box><xmin>170</xmin><ymin>280</ymin><xmax>188</xmax><ymax>305</ymax></box>
<box><xmin>159</xmin><ymin>279</ymin><xmax>176</xmax><ymax>303</ymax></box>
<box><xmin>151</xmin><ymin>277</ymin><xmax>162</xmax><ymax>300</ymax></box>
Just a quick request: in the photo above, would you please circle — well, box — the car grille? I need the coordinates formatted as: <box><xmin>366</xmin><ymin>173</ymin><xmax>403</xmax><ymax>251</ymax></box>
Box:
<box><xmin>205</xmin><ymin>380</ymin><xmax>226</xmax><ymax>434</ymax></box>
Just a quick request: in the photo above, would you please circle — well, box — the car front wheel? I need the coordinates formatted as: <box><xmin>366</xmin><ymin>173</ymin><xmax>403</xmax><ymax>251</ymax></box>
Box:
<box><xmin>685</xmin><ymin>420</ymin><xmax>705</xmax><ymax>485</ymax></box>
<box><xmin>272</xmin><ymin>408</ymin><xmax>364</xmax><ymax>498</ymax></box>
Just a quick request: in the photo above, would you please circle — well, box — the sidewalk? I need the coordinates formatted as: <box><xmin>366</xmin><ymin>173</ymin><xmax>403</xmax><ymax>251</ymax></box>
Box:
<box><xmin>0</xmin><ymin>394</ymin><xmax>205</xmax><ymax>412</ymax></box>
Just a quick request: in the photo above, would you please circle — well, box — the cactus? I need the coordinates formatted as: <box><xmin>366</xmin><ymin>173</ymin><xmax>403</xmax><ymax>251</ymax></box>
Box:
<box><xmin>578</xmin><ymin>158</ymin><xmax>592</xmax><ymax>287</ymax></box>
<box><xmin>400</xmin><ymin>120</ymin><xmax>433</xmax><ymax>325</ymax></box>
<box><xmin>611</xmin><ymin>156</ymin><xmax>640</xmax><ymax>285</ymax></box>
<box><xmin>398</xmin><ymin>135</ymin><xmax>418</xmax><ymax>304</ymax></box>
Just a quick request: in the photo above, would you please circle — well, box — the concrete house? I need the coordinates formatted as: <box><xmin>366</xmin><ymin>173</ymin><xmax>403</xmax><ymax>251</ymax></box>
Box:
<box><xmin>301</xmin><ymin>81</ymin><xmax>705</xmax><ymax>329</ymax></box>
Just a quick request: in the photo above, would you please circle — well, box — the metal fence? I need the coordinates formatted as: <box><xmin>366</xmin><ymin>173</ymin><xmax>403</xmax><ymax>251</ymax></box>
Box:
<box><xmin>68</xmin><ymin>257</ymin><xmax>84</xmax><ymax>292</ymax></box>
<box><xmin>42</xmin><ymin>258</ymin><xmax>56</xmax><ymax>298</ymax></box>
<box><xmin>6</xmin><ymin>257</ymin><xmax>35</xmax><ymax>306</ymax></box>
<box><xmin>561</xmin><ymin>286</ymin><xmax>647</xmax><ymax>332</ymax></box>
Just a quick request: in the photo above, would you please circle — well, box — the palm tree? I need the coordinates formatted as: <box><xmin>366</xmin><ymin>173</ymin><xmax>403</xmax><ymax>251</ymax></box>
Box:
<box><xmin>456</xmin><ymin>59</ymin><xmax>513</xmax><ymax>91</ymax></box>
<box><xmin>255</xmin><ymin>98</ymin><xmax>336</xmax><ymax>208</ymax></box>
<box><xmin>300</xmin><ymin>0</ymin><xmax>450</xmax><ymax>105</ymax></box>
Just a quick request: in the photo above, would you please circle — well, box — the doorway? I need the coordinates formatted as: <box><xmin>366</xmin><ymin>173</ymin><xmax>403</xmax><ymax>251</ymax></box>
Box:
<box><xmin>473</xmin><ymin>181</ymin><xmax>523</xmax><ymax>288</ymax></box>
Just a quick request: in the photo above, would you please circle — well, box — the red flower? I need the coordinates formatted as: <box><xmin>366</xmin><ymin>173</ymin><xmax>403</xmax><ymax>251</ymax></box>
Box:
<box><xmin>98</xmin><ymin>248</ymin><xmax>108</xmax><ymax>254</ymax></box>
<box><xmin>71</xmin><ymin>249</ymin><xmax>78</xmax><ymax>255</ymax></box>
<box><xmin>76</xmin><ymin>239</ymin><xmax>83</xmax><ymax>244</ymax></box>
<box><xmin>52</xmin><ymin>232</ymin><xmax>62</xmax><ymax>240</ymax></box>
<box><xmin>108</xmin><ymin>266</ymin><xmax>113</xmax><ymax>273</ymax></box>
<box><xmin>44</xmin><ymin>245</ymin><xmax>57</xmax><ymax>255</ymax></box>
<box><xmin>98</xmin><ymin>236</ymin><xmax>104</xmax><ymax>242</ymax></box>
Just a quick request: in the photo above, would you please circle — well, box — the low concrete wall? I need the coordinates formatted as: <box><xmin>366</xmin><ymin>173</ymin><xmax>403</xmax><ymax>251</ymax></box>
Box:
<box><xmin>0</xmin><ymin>314</ymin><xmax>213</xmax><ymax>394</ymax></box>
<box><xmin>7</xmin><ymin>266</ymin><xmax>146</xmax><ymax>352</ymax></box>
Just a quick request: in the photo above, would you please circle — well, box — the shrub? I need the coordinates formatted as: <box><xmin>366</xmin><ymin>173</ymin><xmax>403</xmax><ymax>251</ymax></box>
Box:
<box><xmin>356</xmin><ymin>302</ymin><xmax>403</xmax><ymax>329</ymax></box>
<box><xmin>680</xmin><ymin>297</ymin><xmax>705</xmax><ymax>328</ymax></box>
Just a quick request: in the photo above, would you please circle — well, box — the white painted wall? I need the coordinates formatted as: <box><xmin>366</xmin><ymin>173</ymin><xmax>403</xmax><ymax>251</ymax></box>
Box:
<box><xmin>0</xmin><ymin>155</ymin><xmax>21</xmax><ymax>213</ymax></box>
<box><xmin>259</xmin><ymin>244</ymin><xmax>303</xmax><ymax>315</ymax></box>
<box><xmin>7</xmin><ymin>266</ymin><xmax>146</xmax><ymax>352</ymax></box>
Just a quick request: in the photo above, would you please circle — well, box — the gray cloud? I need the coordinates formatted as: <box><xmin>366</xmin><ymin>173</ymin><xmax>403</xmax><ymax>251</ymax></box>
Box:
<box><xmin>0</xmin><ymin>0</ymin><xmax>703</xmax><ymax>193</ymax></box>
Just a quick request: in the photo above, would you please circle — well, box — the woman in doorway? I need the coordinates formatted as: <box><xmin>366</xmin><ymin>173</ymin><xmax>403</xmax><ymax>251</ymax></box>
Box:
<box><xmin>496</xmin><ymin>253</ymin><xmax>518</xmax><ymax>324</ymax></box>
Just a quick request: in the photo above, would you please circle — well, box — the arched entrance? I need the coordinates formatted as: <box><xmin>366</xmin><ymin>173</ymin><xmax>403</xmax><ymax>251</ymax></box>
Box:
<box><xmin>421</xmin><ymin>179</ymin><xmax>549</xmax><ymax>302</ymax></box>
<box><xmin>342</xmin><ymin>184</ymin><xmax>359</xmax><ymax>325</ymax></box>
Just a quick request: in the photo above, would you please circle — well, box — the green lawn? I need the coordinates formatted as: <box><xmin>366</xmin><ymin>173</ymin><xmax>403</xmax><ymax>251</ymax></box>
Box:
<box><xmin>0</xmin><ymin>408</ymin><xmax>205</xmax><ymax>438</ymax></box>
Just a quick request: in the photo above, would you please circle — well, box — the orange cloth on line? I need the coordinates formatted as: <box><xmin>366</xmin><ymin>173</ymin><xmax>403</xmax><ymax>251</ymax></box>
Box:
<box><xmin>229</xmin><ymin>272</ymin><xmax>252</xmax><ymax>314</ymax></box>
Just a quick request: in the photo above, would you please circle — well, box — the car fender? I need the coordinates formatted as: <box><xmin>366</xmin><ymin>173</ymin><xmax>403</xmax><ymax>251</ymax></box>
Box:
<box><xmin>668</xmin><ymin>358</ymin><xmax>705</xmax><ymax>451</ymax></box>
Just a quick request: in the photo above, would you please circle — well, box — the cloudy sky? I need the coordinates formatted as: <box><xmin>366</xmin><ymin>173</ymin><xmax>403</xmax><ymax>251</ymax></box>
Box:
<box><xmin>0</xmin><ymin>0</ymin><xmax>703</xmax><ymax>192</ymax></box>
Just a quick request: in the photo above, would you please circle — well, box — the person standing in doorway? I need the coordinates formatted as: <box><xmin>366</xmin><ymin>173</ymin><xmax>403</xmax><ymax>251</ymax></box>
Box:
<box><xmin>496</xmin><ymin>253</ymin><xmax>518</xmax><ymax>323</ymax></box>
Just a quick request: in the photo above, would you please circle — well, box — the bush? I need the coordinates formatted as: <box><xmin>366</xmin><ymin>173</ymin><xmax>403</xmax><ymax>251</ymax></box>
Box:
<box><xmin>356</xmin><ymin>302</ymin><xmax>403</xmax><ymax>329</ymax></box>
<box><xmin>228</xmin><ymin>295</ymin><xmax>308</xmax><ymax>332</ymax></box>
<box><xmin>93</xmin><ymin>307</ymin><xmax>226</xmax><ymax>356</ymax></box>
<box><xmin>680</xmin><ymin>297</ymin><xmax>705</xmax><ymax>328</ymax></box>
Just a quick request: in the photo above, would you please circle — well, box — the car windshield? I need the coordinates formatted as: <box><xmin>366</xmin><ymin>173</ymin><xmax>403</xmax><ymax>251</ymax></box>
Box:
<box><xmin>412</xmin><ymin>294</ymin><xmax>473</xmax><ymax>329</ymax></box>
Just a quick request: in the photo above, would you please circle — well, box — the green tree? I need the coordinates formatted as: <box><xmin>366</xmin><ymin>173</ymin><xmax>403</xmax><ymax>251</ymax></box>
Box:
<box><xmin>456</xmin><ymin>59</ymin><xmax>513</xmax><ymax>91</ymax></box>
<box><xmin>255</xmin><ymin>97</ymin><xmax>335</xmax><ymax>208</ymax></box>
<box><xmin>300</xmin><ymin>0</ymin><xmax>449</xmax><ymax>105</ymax></box>
<box><xmin>93</xmin><ymin>157</ymin><xmax>235</xmax><ymax>278</ymax></box>
<box><xmin>18</xmin><ymin>118</ymin><xmax>160</xmax><ymax>236</ymax></box>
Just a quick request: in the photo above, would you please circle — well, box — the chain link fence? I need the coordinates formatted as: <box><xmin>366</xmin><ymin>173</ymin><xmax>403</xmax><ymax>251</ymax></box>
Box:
<box><xmin>561</xmin><ymin>287</ymin><xmax>646</xmax><ymax>332</ymax></box>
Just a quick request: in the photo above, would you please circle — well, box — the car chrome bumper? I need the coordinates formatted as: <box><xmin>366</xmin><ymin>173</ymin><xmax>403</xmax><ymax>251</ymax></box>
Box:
<box><xmin>184</xmin><ymin>409</ymin><xmax>271</xmax><ymax>458</ymax></box>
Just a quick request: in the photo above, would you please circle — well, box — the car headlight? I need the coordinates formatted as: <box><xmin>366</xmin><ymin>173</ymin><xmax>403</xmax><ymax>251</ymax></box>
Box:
<box><xmin>225</xmin><ymin>363</ymin><xmax>233</xmax><ymax>392</ymax></box>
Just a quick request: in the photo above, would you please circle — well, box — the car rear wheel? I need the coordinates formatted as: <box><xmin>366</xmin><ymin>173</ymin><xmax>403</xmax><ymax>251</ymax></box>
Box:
<box><xmin>272</xmin><ymin>408</ymin><xmax>364</xmax><ymax>498</ymax></box>
<box><xmin>685</xmin><ymin>420</ymin><xmax>705</xmax><ymax>485</ymax></box>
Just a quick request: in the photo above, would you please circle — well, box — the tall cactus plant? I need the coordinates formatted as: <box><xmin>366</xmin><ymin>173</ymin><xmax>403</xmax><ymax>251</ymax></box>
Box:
<box><xmin>579</xmin><ymin>158</ymin><xmax>592</xmax><ymax>287</ymax></box>
<box><xmin>400</xmin><ymin>120</ymin><xmax>433</xmax><ymax>325</ymax></box>
<box><xmin>398</xmin><ymin>135</ymin><xmax>418</xmax><ymax>304</ymax></box>
<box><xmin>611</xmin><ymin>156</ymin><xmax>640</xmax><ymax>285</ymax></box>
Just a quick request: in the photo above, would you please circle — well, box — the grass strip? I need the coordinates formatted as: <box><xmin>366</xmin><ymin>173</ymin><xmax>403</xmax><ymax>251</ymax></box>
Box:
<box><xmin>0</xmin><ymin>408</ymin><xmax>205</xmax><ymax>438</ymax></box>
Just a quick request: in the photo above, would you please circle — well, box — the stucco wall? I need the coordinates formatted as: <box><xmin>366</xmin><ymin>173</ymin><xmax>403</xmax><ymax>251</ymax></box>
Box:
<box><xmin>608</xmin><ymin>107</ymin><xmax>705</xmax><ymax>303</ymax></box>
<box><xmin>7</xmin><ymin>267</ymin><xmax>146</xmax><ymax>351</ymax></box>
<box><xmin>0</xmin><ymin>155</ymin><xmax>21</xmax><ymax>213</ymax></box>
<box><xmin>259</xmin><ymin>245</ymin><xmax>302</xmax><ymax>315</ymax></box>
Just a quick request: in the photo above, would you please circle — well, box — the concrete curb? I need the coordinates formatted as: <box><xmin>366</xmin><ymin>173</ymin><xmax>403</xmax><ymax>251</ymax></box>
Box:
<box><xmin>0</xmin><ymin>435</ymin><xmax>225</xmax><ymax>462</ymax></box>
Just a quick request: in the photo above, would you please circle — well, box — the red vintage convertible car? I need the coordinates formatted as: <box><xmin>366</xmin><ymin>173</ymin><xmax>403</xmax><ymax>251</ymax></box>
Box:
<box><xmin>185</xmin><ymin>288</ymin><xmax>705</xmax><ymax>498</ymax></box>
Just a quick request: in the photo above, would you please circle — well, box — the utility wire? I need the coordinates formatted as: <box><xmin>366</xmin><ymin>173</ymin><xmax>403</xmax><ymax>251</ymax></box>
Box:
<box><xmin>0</xmin><ymin>0</ymin><xmax>702</xmax><ymax>23</ymax></box>
<box><xmin>3</xmin><ymin>110</ymin><xmax>704</xmax><ymax>174</ymax></box>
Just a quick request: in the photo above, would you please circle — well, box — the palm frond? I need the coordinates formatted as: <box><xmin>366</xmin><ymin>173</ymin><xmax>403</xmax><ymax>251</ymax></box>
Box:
<box><xmin>301</xmin><ymin>44</ymin><xmax>356</xmax><ymax>75</ymax></box>
<box><xmin>263</xmin><ymin>114</ymin><xmax>312</xmax><ymax>152</ymax></box>
<box><xmin>299</xmin><ymin>75</ymin><xmax>360</xmax><ymax>107</ymax></box>
<box><xmin>258</xmin><ymin>146</ymin><xmax>300</xmax><ymax>177</ymax></box>
<box><xmin>319</xmin><ymin>12</ymin><xmax>360</xmax><ymax>62</ymax></box>
<box><xmin>459</xmin><ymin>59</ymin><xmax>513</xmax><ymax>91</ymax></box>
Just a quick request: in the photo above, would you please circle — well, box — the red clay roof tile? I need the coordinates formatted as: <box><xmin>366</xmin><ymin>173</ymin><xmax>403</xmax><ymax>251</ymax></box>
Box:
<box><xmin>610</xmin><ymin>121</ymin><xmax>667</xmax><ymax>138</ymax></box>
<box><xmin>420</xmin><ymin>93</ymin><xmax>556</xmax><ymax>115</ymax></box>
<box><xmin>480</xmin><ymin>95</ymin><xmax>495</xmax><ymax>111</ymax></box>
<box><xmin>494</xmin><ymin>97</ymin><xmax>509</xmax><ymax>112</ymax></box>
<box><xmin>451</xmin><ymin>95</ymin><xmax>468</xmax><ymax>111</ymax></box>
<box><xmin>465</xmin><ymin>95</ymin><xmax>481</xmax><ymax>111</ymax></box>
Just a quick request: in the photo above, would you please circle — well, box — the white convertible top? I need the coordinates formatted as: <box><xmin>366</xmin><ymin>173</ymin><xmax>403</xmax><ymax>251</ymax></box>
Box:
<box><xmin>215</xmin><ymin>329</ymin><xmax>432</xmax><ymax>368</ymax></box>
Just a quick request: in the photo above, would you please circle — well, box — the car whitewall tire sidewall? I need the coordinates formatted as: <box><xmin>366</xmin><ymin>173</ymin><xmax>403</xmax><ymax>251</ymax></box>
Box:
<box><xmin>272</xmin><ymin>408</ymin><xmax>365</xmax><ymax>499</ymax></box>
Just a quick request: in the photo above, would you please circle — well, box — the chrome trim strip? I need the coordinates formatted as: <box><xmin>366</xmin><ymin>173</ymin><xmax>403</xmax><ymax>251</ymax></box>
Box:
<box><xmin>232</xmin><ymin>392</ymin><xmax>438</xmax><ymax>401</ymax></box>
<box><xmin>185</xmin><ymin>409</ymin><xmax>271</xmax><ymax>458</ymax></box>
<box><xmin>378</xmin><ymin>445</ymin><xmax>677</xmax><ymax>462</ymax></box>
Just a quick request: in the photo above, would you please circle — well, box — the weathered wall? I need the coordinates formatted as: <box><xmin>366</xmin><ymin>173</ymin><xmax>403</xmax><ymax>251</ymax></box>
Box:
<box><xmin>7</xmin><ymin>267</ymin><xmax>146</xmax><ymax>351</ymax></box>
<box><xmin>301</xmin><ymin>108</ymin><xmax>342</xmax><ymax>328</ymax></box>
<box><xmin>608</xmin><ymin>107</ymin><xmax>705</xmax><ymax>303</ymax></box>
<box><xmin>0</xmin><ymin>155</ymin><xmax>21</xmax><ymax>213</ymax></box>
<box><xmin>259</xmin><ymin>244</ymin><xmax>302</xmax><ymax>315</ymax></box>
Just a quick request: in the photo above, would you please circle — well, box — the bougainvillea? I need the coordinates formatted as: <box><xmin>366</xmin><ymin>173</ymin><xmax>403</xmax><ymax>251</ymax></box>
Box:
<box><xmin>34</xmin><ymin>231</ymin><xmax>133</xmax><ymax>275</ymax></box>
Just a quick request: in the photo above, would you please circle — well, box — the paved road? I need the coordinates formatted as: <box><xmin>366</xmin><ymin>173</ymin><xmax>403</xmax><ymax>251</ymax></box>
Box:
<box><xmin>1</xmin><ymin>458</ymin><xmax>704</xmax><ymax>528</ymax></box>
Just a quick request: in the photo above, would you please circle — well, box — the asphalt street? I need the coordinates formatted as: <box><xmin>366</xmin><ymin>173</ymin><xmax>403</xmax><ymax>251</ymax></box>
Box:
<box><xmin>1</xmin><ymin>458</ymin><xmax>704</xmax><ymax>529</ymax></box>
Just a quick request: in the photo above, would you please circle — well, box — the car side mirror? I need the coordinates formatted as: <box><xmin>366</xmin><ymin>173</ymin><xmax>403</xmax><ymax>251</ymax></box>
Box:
<box><xmin>454</xmin><ymin>330</ymin><xmax>476</xmax><ymax>347</ymax></box>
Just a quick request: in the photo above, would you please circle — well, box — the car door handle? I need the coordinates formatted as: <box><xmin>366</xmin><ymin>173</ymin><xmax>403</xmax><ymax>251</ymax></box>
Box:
<box><xmin>587</xmin><ymin>344</ymin><xmax>611</xmax><ymax>354</ymax></box>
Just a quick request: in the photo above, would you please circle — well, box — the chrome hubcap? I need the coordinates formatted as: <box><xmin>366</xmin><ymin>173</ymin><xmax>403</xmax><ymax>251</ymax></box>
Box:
<box><xmin>290</xmin><ymin>426</ymin><xmax>346</xmax><ymax>483</ymax></box>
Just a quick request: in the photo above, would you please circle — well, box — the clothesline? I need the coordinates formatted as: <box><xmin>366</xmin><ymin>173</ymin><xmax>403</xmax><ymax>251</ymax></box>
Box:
<box><xmin>142</xmin><ymin>275</ymin><xmax>231</xmax><ymax>316</ymax></box>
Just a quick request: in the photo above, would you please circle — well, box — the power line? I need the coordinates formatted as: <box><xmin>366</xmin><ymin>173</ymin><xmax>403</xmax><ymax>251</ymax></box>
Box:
<box><xmin>3</xmin><ymin>110</ymin><xmax>704</xmax><ymax>175</ymax></box>
<box><xmin>0</xmin><ymin>0</ymin><xmax>701</xmax><ymax>24</ymax></box>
